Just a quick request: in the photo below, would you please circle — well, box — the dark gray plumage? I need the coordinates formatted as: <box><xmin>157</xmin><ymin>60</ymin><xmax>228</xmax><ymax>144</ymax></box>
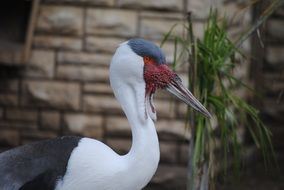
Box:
<box><xmin>0</xmin><ymin>136</ymin><xmax>82</xmax><ymax>190</ymax></box>
<box><xmin>128</xmin><ymin>38</ymin><xmax>166</xmax><ymax>64</ymax></box>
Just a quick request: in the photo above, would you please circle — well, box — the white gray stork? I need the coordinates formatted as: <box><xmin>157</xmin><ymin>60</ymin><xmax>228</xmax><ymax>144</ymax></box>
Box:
<box><xmin>0</xmin><ymin>38</ymin><xmax>211</xmax><ymax>190</ymax></box>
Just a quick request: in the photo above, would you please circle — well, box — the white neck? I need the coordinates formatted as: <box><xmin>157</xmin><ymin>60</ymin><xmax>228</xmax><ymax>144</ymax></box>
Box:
<box><xmin>114</xmin><ymin>83</ymin><xmax>160</xmax><ymax>188</ymax></box>
<box><xmin>107</xmin><ymin>42</ymin><xmax>160</xmax><ymax>189</ymax></box>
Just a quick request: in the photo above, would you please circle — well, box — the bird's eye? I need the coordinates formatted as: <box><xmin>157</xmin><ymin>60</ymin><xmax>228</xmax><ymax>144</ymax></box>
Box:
<box><xmin>143</xmin><ymin>56</ymin><xmax>153</xmax><ymax>64</ymax></box>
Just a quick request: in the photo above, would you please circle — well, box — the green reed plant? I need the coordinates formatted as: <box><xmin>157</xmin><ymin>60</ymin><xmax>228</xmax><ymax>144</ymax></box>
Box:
<box><xmin>161</xmin><ymin>1</ymin><xmax>283</xmax><ymax>189</ymax></box>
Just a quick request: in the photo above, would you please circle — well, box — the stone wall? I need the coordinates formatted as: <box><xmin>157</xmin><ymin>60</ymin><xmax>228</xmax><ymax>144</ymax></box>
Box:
<box><xmin>256</xmin><ymin>3</ymin><xmax>284</xmax><ymax>171</ymax></box>
<box><xmin>0</xmin><ymin>0</ymin><xmax>251</xmax><ymax>189</ymax></box>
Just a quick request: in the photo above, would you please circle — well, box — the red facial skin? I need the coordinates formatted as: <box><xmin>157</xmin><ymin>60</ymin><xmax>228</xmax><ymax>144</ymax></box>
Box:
<box><xmin>143</xmin><ymin>56</ymin><xmax>175</xmax><ymax>95</ymax></box>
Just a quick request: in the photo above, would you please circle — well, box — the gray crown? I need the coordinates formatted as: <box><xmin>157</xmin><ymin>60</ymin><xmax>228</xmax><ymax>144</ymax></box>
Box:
<box><xmin>128</xmin><ymin>38</ymin><xmax>166</xmax><ymax>64</ymax></box>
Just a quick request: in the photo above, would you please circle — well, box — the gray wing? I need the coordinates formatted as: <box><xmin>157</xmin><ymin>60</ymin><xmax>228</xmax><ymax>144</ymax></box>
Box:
<box><xmin>0</xmin><ymin>136</ymin><xmax>82</xmax><ymax>190</ymax></box>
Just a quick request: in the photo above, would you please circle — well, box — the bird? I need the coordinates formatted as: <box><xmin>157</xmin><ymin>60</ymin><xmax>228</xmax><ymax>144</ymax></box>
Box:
<box><xmin>0</xmin><ymin>38</ymin><xmax>211</xmax><ymax>190</ymax></box>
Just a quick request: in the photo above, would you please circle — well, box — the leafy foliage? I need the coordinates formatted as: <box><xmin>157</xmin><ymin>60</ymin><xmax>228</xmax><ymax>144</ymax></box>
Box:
<box><xmin>161</xmin><ymin>1</ymin><xmax>282</xmax><ymax>188</ymax></box>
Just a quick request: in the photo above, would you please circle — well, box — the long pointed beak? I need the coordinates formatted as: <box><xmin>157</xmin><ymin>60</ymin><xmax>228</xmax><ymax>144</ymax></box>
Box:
<box><xmin>166</xmin><ymin>75</ymin><xmax>211</xmax><ymax>118</ymax></box>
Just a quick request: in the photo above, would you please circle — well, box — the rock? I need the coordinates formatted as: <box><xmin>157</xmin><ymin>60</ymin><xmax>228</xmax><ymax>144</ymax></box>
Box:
<box><xmin>21</xmin><ymin>130</ymin><xmax>58</xmax><ymax>140</ymax></box>
<box><xmin>25</xmin><ymin>50</ymin><xmax>55</xmax><ymax>78</ymax></box>
<box><xmin>85</xmin><ymin>36</ymin><xmax>124</xmax><ymax>53</ymax></box>
<box><xmin>155</xmin><ymin>99</ymin><xmax>175</xmax><ymax>119</ymax></box>
<box><xmin>155</xmin><ymin>90</ymin><xmax>172</xmax><ymax>100</ymax></box>
<box><xmin>56</xmin><ymin>65</ymin><xmax>109</xmax><ymax>82</ymax></box>
<box><xmin>159</xmin><ymin>41</ymin><xmax>181</xmax><ymax>64</ymax></box>
<box><xmin>43</xmin><ymin>0</ymin><xmax>115</xmax><ymax>6</ymax></box>
<box><xmin>147</xmin><ymin>165</ymin><xmax>187</xmax><ymax>190</ymax></box>
<box><xmin>6</xmin><ymin>108</ymin><xmax>38</xmax><ymax>122</ymax></box>
<box><xmin>117</xmin><ymin>0</ymin><xmax>183</xmax><ymax>11</ymax></box>
<box><xmin>179</xmin><ymin>143</ymin><xmax>190</xmax><ymax>165</ymax></box>
<box><xmin>40</xmin><ymin>111</ymin><xmax>61</xmax><ymax>131</ymax></box>
<box><xmin>83</xmin><ymin>83</ymin><xmax>113</xmax><ymax>94</ymax></box>
<box><xmin>36</xmin><ymin>5</ymin><xmax>83</xmax><ymax>36</ymax></box>
<box><xmin>187</xmin><ymin>0</ymin><xmax>223</xmax><ymax>20</ymax></box>
<box><xmin>83</xmin><ymin>95</ymin><xmax>122</xmax><ymax>114</ymax></box>
<box><xmin>33</xmin><ymin>35</ymin><xmax>82</xmax><ymax>50</ymax></box>
<box><xmin>0</xmin><ymin>120</ymin><xmax>37</xmax><ymax>130</ymax></box>
<box><xmin>105</xmin><ymin>116</ymin><xmax>131</xmax><ymax>137</ymax></box>
<box><xmin>22</xmin><ymin>81</ymin><xmax>80</xmax><ymax>110</ymax></box>
<box><xmin>86</xmin><ymin>9</ymin><xmax>137</xmax><ymax>37</ymax></box>
<box><xmin>0</xmin><ymin>80</ymin><xmax>19</xmax><ymax>93</ymax></box>
<box><xmin>63</xmin><ymin>113</ymin><xmax>103</xmax><ymax>138</ymax></box>
<box><xmin>160</xmin><ymin>142</ymin><xmax>178</xmax><ymax>164</ymax></box>
<box><xmin>192</xmin><ymin>22</ymin><xmax>206</xmax><ymax>39</ymax></box>
<box><xmin>220</xmin><ymin>2</ymin><xmax>251</xmax><ymax>26</ymax></box>
<box><xmin>156</xmin><ymin>119</ymin><xmax>191</xmax><ymax>141</ymax></box>
<box><xmin>57</xmin><ymin>51</ymin><xmax>111</xmax><ymax>66</ymax></box>
<box><xmin>140</xmin><ymin>19</ymin><xmax>183</xmax><ymax>40</ymax></box>
<box><xmin>177</xmin><ymin>102</ymin><xmax>188</xmax><ymax>118</ymax></box>
<box><xmin>106</xmin><ymin>138</ymin><xmax>131</xmax><ymax>154</ymax></box>
<box><xmin>267</xmin><ymin>19</ymin><xmax>284</xmax><ymax>41</ymax></box>
<box><xmin>85</xmin><ymin>0</ymin><xmax>115</xmax><ymax>6</ymax></box>
<box><xmin>267</xmin><ymin>47</ymin><xmax>284</xmax><ymax>64</ymax></box>
<box><xmin>0</xmin><ymin>94</ymin><xmax>18</xmax><ymax>106</ymax></box>
<box><xmin>0</xmin><ymin>48</ymin><xmax>23</xmax><ymax>65</ymax></box>
<box><xmin>0</xmin><ymin>130</ymin><xmax>20</xmax><ymax>147</ymax></box>
<box><xmin>140</xmin><ymin>11</ymin><xmax>184</xmax><ymax>20</ymax></box>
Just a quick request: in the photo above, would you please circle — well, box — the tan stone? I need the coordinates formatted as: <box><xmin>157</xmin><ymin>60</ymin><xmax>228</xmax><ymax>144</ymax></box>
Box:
<box><xmin>155</xmin><ymin>89</ymin><xmax>172</xmax><ymax>100</ymax></box>
<box><xmin>85</xmin><ymin>0</ymin><xmax>115</xmax><ymax>5</ymax></box>
<box><xmin>140</xmin><ymin>19</ymin><xmax>183</xmax><ymax>40</ymax></box>
<box><xmin>267</xmin><ymin>19</ymin><xmax>284</xmax><ymax>41</ymax></box>
<box><xmin>33</xmin><ymin>35</ymin><xmax>82</xmax><ymax>50</ymax></box>
<box><xmin>0</xmin><ymin>94</ymin><xmax>18</xmax><ymax>106</ymax></box>
<box><xmin>86</xmin><ymin>9</ymin><xmax>137</xmax><ymax>37</ymax></box>
<box><xmin>37</xmin><ymin>5</ymin><xmax>83</xmax><ymax>36</ymax></box>
<box><xmin>57</xmin><ymin>51</ymin><xmax>112</xmax><ymax>66</ymax></box>
<box><xmin>151</xmin><ymin>165</ymin><xmax>187</xmax><ymax>189</ymax></box>
<box><xmin>6</xmin><ymin>108</ymin><xmax>38</xmax><ymax>122</ymax></box>
<box><xmin>192</xmin><ymin>22</ymin><xmax>206</xmax><ymax>39</ymax></box>
<box><xmin>140</xmin><ymin>11</ymin><xmax>184</xmax><ymax>20</ymax></box>
<box><xmin>118</xmin><ymin>0</ymin><xmax>183</xmax><ymax>11</ymax></box>
<box><xmin>267</xmin><ymin>47</ymin><xmax>284</xmax><ymax>64</ymax></box>
<box><xmin>40</xmin><ymin>111</ymin><xmax>61</xmax><ymax>130</ymax></box>
<box><xmin>25</xmin><ymin>50</ymin><xmax>55</xmax><ymax>78</ymax></box>
<box><xmin>0</xmin><ymin>80</ymin><xmax>18</xmax><ymax>92</ymax></box>
<box><xmin>83</xmin><ymin>95</ymin><xmax>122</xmax><ymax>113</ymax></box>
<box><xmin>22</xmin><ymin>81</ymin><xmax>80</xmax><ymax>110</ymax></box>
<box><xmin>187</xmin><ymin>0</ymin><xmax>223</xmax><ymax>20</ymax></box>
<box><xmin>178</xmin><ymin>73</ymin><xmax>189</xmax><ymax>88</ymax></box>
<box><xmin>44</xmin><ymin>0</ymin><xmax>115</xmax><ymax>6</ymax></box>
<box><xmin>219</xmin><ymin>2</ymin><xmax>251</xmax><ymax>26</ymax></box>
<box><xmin>21</xmin><ymin>130</ymin><xmax>58</xmax><ymax>140</ymax></box>
<box><xmin>155</xmin><ymin>99</ymin><xmax>175</xmax><ymax>119</ymax></box>
<box><xmin>0</xmin><ymin>48</ymin><xmax>23</xmax><ymax>65</ymax></box>
<box><xmin>264</xmin><ymin>81</ymin><xmax>284</xmax><ymax>95</ymax></box>
<box><xmin>177</xmin><ymin>102</ymin><xmax>188</xmax><ymax>118</ymax></box>
<box><xmin>159</xmin><ymin>41</ymin><xmax>184</xmax><ymax>65</ymax></box>
<box><xmin>0</xmin><ymin>129</ymin><xmax>20</xmax><ymax>147</ymax></box>
<box><xmin>0</xmin><ymin>120</ymin><xmax>37</xmax><ymax>129</ymax></box>
<box><xmin>156</xmin><ymin>119</ymin><xmax>190</xmax><ymax>140</ymax></box>
<box><xmin>160</xmin><ymin>142</ymin><xmax>178</xmax><ymax>163</ymax></box>
<box><xmin>105</xmin><ymin>116</ymin><xmax>131</xmax><ymax>137</ymax></box>
<box><xmin>64</xmin><ymin>113</ymin><xmax>103</xmax><ymax>138</ymax></box>
<box><xmin>85</xmin><ymin>36</ymin><xmax>124</xmax><ymax>53</ymax></box>
<box><xmin>179</xmin><ymin>143</ymin><xmax>190</xmax><ymax>165</ymax></box>
<box><xmin>56</xmin><ymin>65</ymin><xmax>109</xmax><ymax>82</ymax></box>
<box><xmin>106</xmin><ymin>138</ymin><xmax>131</xmax><ymax>155</ymax></box>
<box><xmin>83</xmin><ymin>83</ymin><xmax>113</xmax><ymax>94</ymax></box>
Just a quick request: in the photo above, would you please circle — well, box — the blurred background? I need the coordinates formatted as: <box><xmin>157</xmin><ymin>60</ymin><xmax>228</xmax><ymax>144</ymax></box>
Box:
<box><xmin>0</xmin><ymin>0</ymin><xmax>283</xmax><ymax>189</ymax></box>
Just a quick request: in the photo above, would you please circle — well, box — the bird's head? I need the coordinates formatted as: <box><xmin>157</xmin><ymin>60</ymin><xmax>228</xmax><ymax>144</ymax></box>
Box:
<box><xmin>110</xmin><ymin>38</ymin><xmax>211</xmax><ymax>121</ymax></box>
